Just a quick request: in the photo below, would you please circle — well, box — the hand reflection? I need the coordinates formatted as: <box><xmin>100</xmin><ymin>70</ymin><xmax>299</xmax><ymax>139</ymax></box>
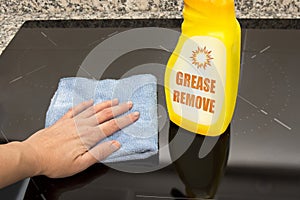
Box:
<box><xmin>25</xmin><ymin>164</ymin><xmax>109</xmax><ymax>200</ymax></box>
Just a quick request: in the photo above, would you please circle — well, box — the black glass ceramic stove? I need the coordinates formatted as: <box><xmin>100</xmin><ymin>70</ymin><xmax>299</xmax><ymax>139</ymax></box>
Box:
<box><xmin>0</xmin><ymin>19</ymin><xmax>300</xmax><ymax>200</ymax></box>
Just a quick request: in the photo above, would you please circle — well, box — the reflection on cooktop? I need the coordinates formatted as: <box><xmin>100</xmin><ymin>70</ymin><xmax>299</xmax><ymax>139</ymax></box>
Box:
<box><xmin>24</xmin><ymin>164</ymin><xmax>186</xmax><ymax>200</ymax></box>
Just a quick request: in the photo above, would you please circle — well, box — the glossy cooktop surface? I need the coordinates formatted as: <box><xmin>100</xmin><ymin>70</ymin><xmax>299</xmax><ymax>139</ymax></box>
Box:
<box><xmin>0</xmin><ymin>19</ymin><xmax>299</xmax><ymax>199</ymax></box>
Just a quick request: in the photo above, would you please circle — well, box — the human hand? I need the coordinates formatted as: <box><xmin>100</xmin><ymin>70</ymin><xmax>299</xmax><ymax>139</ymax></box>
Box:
<box><xmin>22</xmin><ymin>99</ymin><xmax>139</xmax><ymax>178</ymax></box>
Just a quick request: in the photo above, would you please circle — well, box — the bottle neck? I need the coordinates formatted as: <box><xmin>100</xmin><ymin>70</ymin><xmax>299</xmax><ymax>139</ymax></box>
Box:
<box><xmin>182</xmin><ymin>0</ymin><xmax>236</xmax><ymax>27</ymax></box>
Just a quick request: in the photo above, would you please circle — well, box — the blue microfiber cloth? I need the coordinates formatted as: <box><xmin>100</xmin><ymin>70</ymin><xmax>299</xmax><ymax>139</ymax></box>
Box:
<box><xmin>45</xmin><ymin>74</ymin><xmax>158</xmax><ymax>163</ymax></box>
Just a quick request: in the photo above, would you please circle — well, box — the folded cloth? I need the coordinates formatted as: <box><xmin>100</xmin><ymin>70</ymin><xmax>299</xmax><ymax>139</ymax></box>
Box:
<box><xmin>45</xmin><ymin>74</ymin><xmax>158</xmax><ymax>163</ymax></box>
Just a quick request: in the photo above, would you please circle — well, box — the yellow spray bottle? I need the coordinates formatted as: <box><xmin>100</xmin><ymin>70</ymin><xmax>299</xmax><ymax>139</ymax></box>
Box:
<box><xmin>165</xmin><ymin>0</ymin><xmax>241</xmax><ymax>136</ymax></box>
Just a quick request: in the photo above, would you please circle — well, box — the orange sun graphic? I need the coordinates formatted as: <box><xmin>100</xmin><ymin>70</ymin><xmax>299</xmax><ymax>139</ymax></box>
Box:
<box><xmin>191</xmin><ymin>46</ymin><xmax>213</xmax><ymax>69</ymax></box>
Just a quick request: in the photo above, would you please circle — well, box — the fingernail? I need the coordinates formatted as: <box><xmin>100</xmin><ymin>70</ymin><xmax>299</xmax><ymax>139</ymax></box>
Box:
<box><xmin>133</xmin><ymin>112</ymin><xmax>140</xmax><ymax>118</ymax></box>
<box><xmin>87</xmin><ymin>99</ymin><xmax>94</xmax><ymax>105</ymax></box>
<box><xmin>127</xmin><ymin>101</ymin><xmax>133</xmax><ymax>107</ymax></box>
<box><xmin>113</xmin><ymin>98</ymin><xmax>119</xmax><ymax>104</ymax></box>
<box><xmin>111</xmin><ymin>141</ymin><xmax>121</xmax><ymax>151</ymax></box>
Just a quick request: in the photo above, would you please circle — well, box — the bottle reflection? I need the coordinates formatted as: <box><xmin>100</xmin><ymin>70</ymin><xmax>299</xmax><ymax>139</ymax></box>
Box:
<box><xmin>169</xmin><ymin>122</ymin><xmax>230</xmax><ymax>199</ymax></box>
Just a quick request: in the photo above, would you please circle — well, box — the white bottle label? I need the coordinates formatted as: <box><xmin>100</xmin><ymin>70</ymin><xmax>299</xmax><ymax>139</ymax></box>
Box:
<box><xmin>169</xmin><ymin>36</ymin><xmax>226</xmax><ymax>125</ymax></box>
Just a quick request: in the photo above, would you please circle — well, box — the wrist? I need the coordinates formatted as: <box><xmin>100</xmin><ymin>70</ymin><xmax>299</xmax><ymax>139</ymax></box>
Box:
<box><xmin>9</xmin><ymin>141</ymin><xmax>42</xmax><ymax>177</ymax></box>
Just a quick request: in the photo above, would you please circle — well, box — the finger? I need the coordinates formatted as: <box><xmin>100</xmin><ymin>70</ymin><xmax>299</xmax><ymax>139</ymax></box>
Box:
<box><xmin>93</xmin><ymin>99</ymin><xmax>119</xmax><ymax>113</ymax></box>
<box><xmin>97</xmin><ymin>112</ymin><xmax>140</xmax><ymax>141</ymax></box>
<box><xmin>80</xmin><ymin>140</ymin><xmax>121</xmax><ymax>166</ymax></box>
<box><xmin>57</xmin><ymin>100</ymin><xmax>94</xmax><ymax>121</ymax></box>
<box><xmin>76</xmin><ymin>99</ymin><xmax>119</xmax><ymax>119</ymax></box>
<box><xmin>95</xmin><ymin>101</ymin><xmax>133</xmax><ymax>124</ymax></box>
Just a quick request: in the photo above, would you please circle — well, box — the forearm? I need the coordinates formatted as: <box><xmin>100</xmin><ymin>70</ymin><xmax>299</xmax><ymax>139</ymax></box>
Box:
<box><xmin>0</xmin><ymin>141</ymin><xmax>39</xmax><ymax>189</ymax></box>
